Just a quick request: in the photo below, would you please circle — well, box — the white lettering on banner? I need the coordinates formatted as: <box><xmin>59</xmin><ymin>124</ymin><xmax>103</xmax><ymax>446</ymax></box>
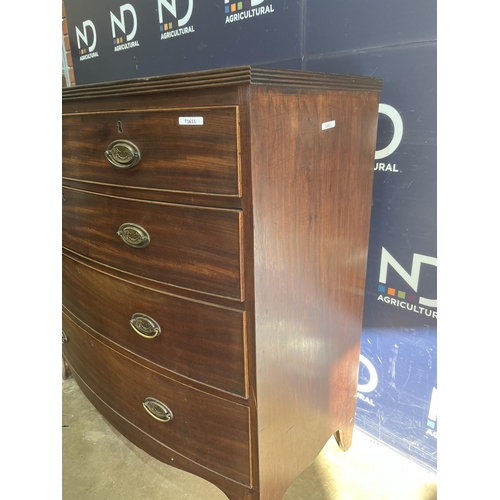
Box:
<box><xmin>225</xmin><ymin>4</ymin><xmax>275</xmax><ymax>24</ymax></box>
<box><xmin>426</xmin><ymin>429</ymin><xmax>437</xmax><ymax>438</ymax></box>
<box><xmin>110</xmin><ymin>3</ymin><xmax>137</xmax><ymax>42</ymax></box>
<box><xmin>160</xmin><ymin>26</ymin><xmax>195</xmax><ymax>39</ymax></box>
<box><xmin>376</xmin><ymin>295</ymin><xmax>437</xmax><ymax>318</ymax></box>
<box><xmin>80</xmin><ymin>51</ymin><xmax>99</xmax><ymax>61</ymax></box>
<box><xmin>379</xmin><ymin>247</ymin><xmax>437</xmax><ymax>308</ymax></box>
<box><xmin>76</xmin><ymin>20</ymin><xmax>97</xmax><ymax>52</ymax></box>
<box><xmin>357</xmin><ymin>355</ymin><xmax>378</xmax><ymax>406</ymax></box>
<box><xmin>159</xmin><ymin>0</ymin><xmax>177</xmax><ymax>22</ymax></box>
<box><xmin>357</xmin><ymin>355</ymin><xmax>378</xmax><ymax>393</ymax></box>
<box><xmin>375</xmin><ymin>104</ymin><xmax>403</xmax><ymax>160</ymax></box>
<box><xmin>356</xmin><ymin>393</ymin><xmax>375</xmax><ymax>406</ymax></box>
<box><xmin>427</xmin><ymin>387</ymin><xmax>437</xmax><ymax>425</ymax></box>
<box><xmin>114</xmin><ymin>41</ymin><xmax>140</xmax><ymax>51</ymax></box>
<box><xmin>158</xmin><ymin>0</ymin><xmax>194</xmax><ymax>27</ymax></box>
<box><xmin>374</xmin><ymin>162</ymin><xmax>399</xmax><ymax>172</ymax></box>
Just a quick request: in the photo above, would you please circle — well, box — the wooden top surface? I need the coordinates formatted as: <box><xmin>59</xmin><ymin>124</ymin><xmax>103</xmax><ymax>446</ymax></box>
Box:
<box><xmin>62</xmin><ymin>66</ymin><xmax>383</xmax><ymax>100</ymax></box>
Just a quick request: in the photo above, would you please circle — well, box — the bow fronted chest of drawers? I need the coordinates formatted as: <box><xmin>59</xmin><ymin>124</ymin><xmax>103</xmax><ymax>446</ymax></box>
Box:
<box><xmin>62</xmin><ymin>66</ymin><xmax>382</xmax><ymax>500</ymax></box>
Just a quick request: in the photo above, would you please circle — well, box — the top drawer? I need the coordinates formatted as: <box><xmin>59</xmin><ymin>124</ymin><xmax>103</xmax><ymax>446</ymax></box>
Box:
<box><xmin>62</xmin><ymin>107</ymin><xmax>240</xmax><ymax>197</ymax></box>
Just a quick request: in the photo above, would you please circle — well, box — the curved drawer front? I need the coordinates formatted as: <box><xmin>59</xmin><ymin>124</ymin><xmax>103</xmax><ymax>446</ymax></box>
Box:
<box><xmin>62</xmin><ymin>313</ymin><xmax>251</xmax><ymax>485</ymax></box>
<box><xmin>62</xmin><ymin>107</ymin><xmax>240</xmax><ymax>196</ymax></box>
<box><xmin>62</xmin><ymin>188</ymin><xmax>243</xmax><ymax>300</ymax></box>
<box><xmin>62</xmin><ymin>255</ymin><xmax>247</xmax><ymax>397</ymax></box>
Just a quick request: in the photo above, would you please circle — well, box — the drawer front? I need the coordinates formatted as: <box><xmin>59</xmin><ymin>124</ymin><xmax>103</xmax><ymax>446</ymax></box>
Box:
<box><xmin>62</xmin><ymin>255</ymin><xmax>247</xmax><ymax>397</ymax></box>
<box><xmin>62</xmin><ymin>313</ymin><xmax>251</xmax><ymax>485</ymax></box>
<box><xmin>62</xmin><ymin>107</ymin><xmax>240</xmax><ymax>196</ymax></box>
<box><xmin>62</xmin><ymin>188</ymin><xmax>243</xmax><ymax>300</ymax></box>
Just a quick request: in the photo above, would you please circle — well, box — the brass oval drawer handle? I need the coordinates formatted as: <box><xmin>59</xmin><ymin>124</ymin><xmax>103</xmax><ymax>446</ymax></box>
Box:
<box><xmin>130</xmin><ymin>313</ymin><xmax>161</xmax><ymax>339</ymax></box>
<box><xmin>143</xmin><ymin>397</ymin><xmax>173</xmax><ymax>422</ymax></box>
<box><xmin>105</xmin><ymin>140</ymin><xmax>141</xmax><ymax>169</ymax></box>
<box><xmin>117</xmin><ymin>223</ymin><xmax>150</xmax><ymax>248</ymax></box>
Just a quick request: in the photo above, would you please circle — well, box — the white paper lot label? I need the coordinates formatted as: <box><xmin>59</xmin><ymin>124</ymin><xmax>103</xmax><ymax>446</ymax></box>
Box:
<box><xmin>321</xmin><ymin>120</ymin><xmax>336</xmax><ymax>130</ymax></box>
<box><xmin>179</xmin><ymin>117</ymin><xmax>204</xmax><ymax>125</ymax></box>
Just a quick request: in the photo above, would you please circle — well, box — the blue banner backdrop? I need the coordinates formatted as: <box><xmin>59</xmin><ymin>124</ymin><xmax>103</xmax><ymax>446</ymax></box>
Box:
<box><xmin>63</xmin><ymin>0</ymin><xmax>437</xmax><ymax>472</ymax></box>
<box><xmin>64</xmin><ymin>0</ymin><xmax>302</xmax><ymax>85</ymax></box>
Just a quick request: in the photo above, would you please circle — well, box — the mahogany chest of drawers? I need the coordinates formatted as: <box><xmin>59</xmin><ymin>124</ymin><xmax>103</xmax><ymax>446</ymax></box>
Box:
<box><xmin>62</xmin><ymin>66</ymin><xmax>382</xmax><ymax>500</ymax></box>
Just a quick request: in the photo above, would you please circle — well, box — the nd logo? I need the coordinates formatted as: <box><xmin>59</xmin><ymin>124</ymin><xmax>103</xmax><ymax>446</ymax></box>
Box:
<box><xmin>75</xmin><ymin>21</ymin><xmax>97</xmax><ymax>52</ymax></box>
<box><xmin>158</xmin><ymin>0</ymin><xmax>194</xmax><ymax>27</ymax></box>
<box><xmin>376</xmin><ymin>104</ymin><xmax>403</xmax><ymax>160</ymax></box>
<box><xmin>110</xmin><ymin>3</ymin><xmax>138</xmax><ymax>42</ymax></box>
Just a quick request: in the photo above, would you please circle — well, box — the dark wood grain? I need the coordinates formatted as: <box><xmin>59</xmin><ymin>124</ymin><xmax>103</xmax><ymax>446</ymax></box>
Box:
<box><xmin>248</xmin><ymin>86</ymin><xmax>379</xmax><ymax>499</ymax></box>
<box><xmin>62</xmin><ymin>312</ymin><xmax>252</xmax><ymax>486</ymax></box>
<box><xmin>62</xmin><ymin>67</ymin><xmax>382</xmax><ymax>500</ymax></box>
<box><xmin>61</xmin><ymin>177</ymin><xmax>243</xmax><ymax>210</ymax></box>
<box><xmin>62</xmin><ymin>66</ymin><xmax>382</xmax><ymax>101</ymax></box>
<box><xmin>62</xmin><ymin>247</ymin><xmax>245</xmax><ymax>311</ymax></box>
<box><xmin>62</xmin><ymin>85</ymin><xmax>241</xmax><ymax>115</ymax></box>
<box><xmin>69</xmin><ymin>367</ymin><xmax>261</xmax><ymax>499</ymax></box>
<box><xmin>237</xmin><ymin>84</ymin><xmax>261</xmax><ymax>493</ymax></box>
<box><xmin>62</xmin><ymin>254</ymin><xmax>248</xmax><ymax>397</ymax></box>
<box><xmin>62</xmin><ymin>187</ymin><xmax>244</xmax><ymax>300</ymax></box>
<box><xmin>63</xmin><ymin>107</ymin><xmax>240</xmax><ymax>196</ymax></box>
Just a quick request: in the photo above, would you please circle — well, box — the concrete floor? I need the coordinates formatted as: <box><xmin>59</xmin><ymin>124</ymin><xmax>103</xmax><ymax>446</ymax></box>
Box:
<box><xmin>62</xmin><ymin>376</ymin><xmax>437</xmax><ymax>499</ymax></box>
